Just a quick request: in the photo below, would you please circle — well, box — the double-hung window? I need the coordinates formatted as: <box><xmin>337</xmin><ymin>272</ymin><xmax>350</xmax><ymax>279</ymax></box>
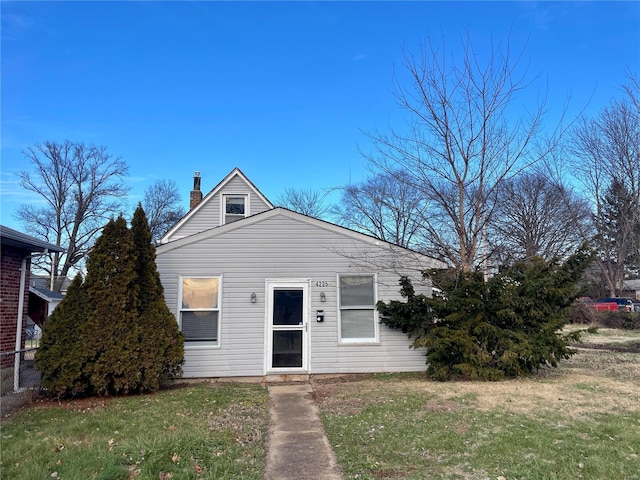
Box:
<box><xmin>223</xmin><ymin>195</ymin><xmax>248</xmax><ymax>224</ymax></box>
<box><xmin>179</xmin><ymin>277</ymin><xmax>220</xmax><ymax>346</ymax></box>
<box><xmin>338</xmin><ymin>274</ymin><xmax>378</xmax><ymax>343</ymax></box>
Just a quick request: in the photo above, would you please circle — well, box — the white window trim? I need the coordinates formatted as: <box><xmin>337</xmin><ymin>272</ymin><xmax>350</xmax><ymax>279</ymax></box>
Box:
<box><xmin>221</xmin><ymin>193</ymin><xmax>250</xmax><ymax>225</ymax></box>
<box><xmin>337</xmin><ymin>273</ymin><xmax>379</xmax><ymax>344</ymax></box>
<box><xmin>178</xmin><ymin>275</ymin><xmax>222</xmax><ymax>348</ymax></box>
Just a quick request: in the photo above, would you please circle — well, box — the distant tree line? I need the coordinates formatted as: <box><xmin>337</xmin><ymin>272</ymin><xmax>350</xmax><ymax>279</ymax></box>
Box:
<box><xmin>277</xmin><ymin>39</ymin><xmax>639</xmax><ymax>298</ymax></box>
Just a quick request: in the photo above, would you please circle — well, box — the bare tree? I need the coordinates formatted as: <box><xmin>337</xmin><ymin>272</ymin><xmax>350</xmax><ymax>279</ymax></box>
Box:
<box><xmin>570</xmin><ymin>76</ymin><xmax>640</xmax><ymax>295</ymax></box>
<box><xmin>590</xmin><ymin>179</ymin><xmax>639</xmax><ymax>295</ymax></box>
<box><xmin>488</xmin><ymin>171</ymin><xmax>591</xmax><ymax>264</ymax></box>
<box><xmin>276</xmin><ymin>187</ymin><xmax>331</xmax><ymax>219</ymax></box>
<box><xmin>142</xmin><ymin>179</ymin><xmax>185</xmax><ymax>241</ymax></box>
<box><xmin>332</xmin><ymin>170</ymin><xmax>428</xmax><ymax>249</ymax></box>
<box><xmin>16</xmin><ymin>140</ymin><xmax>129</xmax><ymax>290</ymax></box>
<box><xmin>363</xmin><ymin>34</ymin><xmax>561</xmax><ymax>272</ymax></box>
<box><xmin>623</xmin><ymin>72</ymin><xmax>640</xmax><ymax>117</ymax></box>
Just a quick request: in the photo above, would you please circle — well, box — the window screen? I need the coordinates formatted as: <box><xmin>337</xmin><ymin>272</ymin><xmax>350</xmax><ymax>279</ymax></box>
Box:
<box><xmin>339</xmin><ymin>275</ymin><xmax>377</xmax><ymax>342</ymax></box>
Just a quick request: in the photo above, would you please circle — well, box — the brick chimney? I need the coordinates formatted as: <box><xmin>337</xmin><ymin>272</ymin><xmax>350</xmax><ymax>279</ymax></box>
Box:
<box><xmin>190</xmin><ymin>171</ymin><xmax>203</xmax><ymax>210</ymax></box>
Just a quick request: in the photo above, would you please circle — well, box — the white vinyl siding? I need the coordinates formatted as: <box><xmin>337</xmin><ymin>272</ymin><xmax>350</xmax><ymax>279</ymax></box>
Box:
<box><xmin>163</xmin><ymin>171</ymin><xmax>272</xmax><ymax>241</ymax></box>
<box><xmin>338</xmin><ymin>274</ymin><xmax>378</xmax><ymax>343</ymax></box>
<box><xmin>179</xmin><ymin>276</ymin><xmax>221</xmax><ymax>346</ymax></box>
<box><xmin>157</xmin><ymin>210</ymin><xmax>440</xmax><ymax>378</ymax></box>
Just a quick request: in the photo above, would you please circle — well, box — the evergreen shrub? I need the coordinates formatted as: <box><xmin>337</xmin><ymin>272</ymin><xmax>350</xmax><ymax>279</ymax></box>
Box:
<box><xmin>35</xmin><ymin>275</ymin><xmax>91</xmax><ymax>396</ymax></box>
<box><xmin>35</xmin><ymin>208</ymin><xmax>183</xmax><ymax>397</ymax></box>
<box><xmin>378</xmin><ymin>248</ymin><xmax>594</xmax><ymax>381</ymax></box>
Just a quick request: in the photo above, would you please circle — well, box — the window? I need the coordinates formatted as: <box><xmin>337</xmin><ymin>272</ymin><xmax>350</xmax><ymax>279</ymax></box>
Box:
<box><xmin>180</xmin><ymin>277</ymin><xmax>220</xmax><ymax>345</ymax></box>
<box><xmin>338</xmin><ymin>274</ymin><xmax>377</xmax><ymax>343</ymax></box>
<box><xmin>223</xmin><ymin>195</ymin><xmax>247</xmax><ymax>224</ymax></box>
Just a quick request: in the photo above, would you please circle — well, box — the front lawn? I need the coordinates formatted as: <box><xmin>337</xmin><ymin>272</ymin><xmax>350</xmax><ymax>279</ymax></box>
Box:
<box><xmin>2</xmin><ymin>329</ymin><xmax>639</xmax><ymax>480</ymax></box>
<box><xmin>0</xmin><ymin>383</ymin><xmax>269</xmax><ymax>480</ymax></box>
<box><xmin>315</xmin><ymin>329</ymin><xmax>640</xmax><ymax>479</ymax></box>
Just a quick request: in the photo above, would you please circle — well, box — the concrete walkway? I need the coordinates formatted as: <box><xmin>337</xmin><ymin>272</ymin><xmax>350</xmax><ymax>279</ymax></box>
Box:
<box><xmin>265</xmin><ymin>383</ymin><xmax>344</xmax><ymax>480</ymax></box>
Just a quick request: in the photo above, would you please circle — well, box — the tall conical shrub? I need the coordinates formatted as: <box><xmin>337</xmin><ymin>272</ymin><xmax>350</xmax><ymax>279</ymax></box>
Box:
<box><xmin>82</xmin><ymin>216</ymin><xmax>140</xmax><ymax>394</ymax></box>
<box><xmin>35</xmin><ymin>274</ymin><xmax>92</xmax><ymax>396</ymax></box>
<box><xmin>36</xmin><ymin>212</ymin><xmax>184</xmax><ymax>397</ymax></box>
<box><xmin>130</xmin><ymin>204</ymin><xmax>183</xmax><ymax>388</ymax></box>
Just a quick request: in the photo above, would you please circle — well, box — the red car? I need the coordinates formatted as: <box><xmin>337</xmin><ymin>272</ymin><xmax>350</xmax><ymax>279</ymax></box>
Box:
<box><xmin>595</xmin><ymin>297</ymin><xmax>634</xmax><ymax>312</ymax></box>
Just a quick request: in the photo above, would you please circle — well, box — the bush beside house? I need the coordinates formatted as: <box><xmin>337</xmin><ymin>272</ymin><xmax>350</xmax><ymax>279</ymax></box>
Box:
<box><xmin>35</xmin><ymin>207</ymin><xmax>183</xmax><ymax>396</ymax></box>
<box><xmin>378</xmin><ymin>248</ymin><xmax>594</xmax><ymax>381</ymax></box>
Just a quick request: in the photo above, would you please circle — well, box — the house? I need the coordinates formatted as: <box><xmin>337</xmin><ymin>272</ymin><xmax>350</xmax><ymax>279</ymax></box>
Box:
<box><xmin>30</xmin><ymin>275</ymin><xmax>73</xmax><ymax>294</ymax></box>
<box><xmin>622</xmin><ymin>279</ymin><xmax>640</xmax><ymax>300</ymax></box>
<box><xmin>0</xmin><ymin>226</ymin><xmax>64</xmax><ymax>381</ymax></box>
<box><xmin>28</xmin><ymin>285</ymin><xmax>65</xmax><ymax>328</ymax></box>
<box><xmin>157</xmin><ymin>169</ymin><xmax>444</xmax><ymax>379</ymax></box>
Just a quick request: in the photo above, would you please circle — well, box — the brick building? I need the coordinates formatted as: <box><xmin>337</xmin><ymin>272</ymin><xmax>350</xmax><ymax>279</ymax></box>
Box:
<box><xmin>0</xmin><ymin>225</ymin><xmax>64</xmax><ymax>369</ymax></box>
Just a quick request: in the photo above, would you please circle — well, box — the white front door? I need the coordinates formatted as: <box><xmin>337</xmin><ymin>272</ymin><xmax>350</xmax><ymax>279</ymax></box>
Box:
<box><xmin>266</xmin><ymin>280</ymin><xmax>309</xmax><ymax>373</ymax></box>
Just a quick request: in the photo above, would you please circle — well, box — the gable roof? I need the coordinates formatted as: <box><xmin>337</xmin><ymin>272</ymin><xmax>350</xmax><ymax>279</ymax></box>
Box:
<box><xmin>157</xmin><ymin>207</ymin><xmax>446</xmax><ymax>270</ymax></box>
<box><xmin>0</xmin><ymin>225</ymin><xmax>65</xmax><ymax>253</ymax></box>
<box><xmin>160</xmin><ymin>167</ymin><xmax>273</xmax><ymax>243</ymax></box>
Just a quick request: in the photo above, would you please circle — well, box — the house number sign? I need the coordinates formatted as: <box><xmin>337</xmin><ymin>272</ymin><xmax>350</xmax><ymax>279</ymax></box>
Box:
<box><xmin>314</xmin><ymin>281</ymin><xmax>329</xmax><ymax>287</ymax></box>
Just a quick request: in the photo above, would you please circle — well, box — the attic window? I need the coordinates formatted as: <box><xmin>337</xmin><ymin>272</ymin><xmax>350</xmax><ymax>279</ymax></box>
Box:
<box><xmin>224</xmin><ymin>195</ymin><xmax>247</xmax><ymax>224</ymax></box>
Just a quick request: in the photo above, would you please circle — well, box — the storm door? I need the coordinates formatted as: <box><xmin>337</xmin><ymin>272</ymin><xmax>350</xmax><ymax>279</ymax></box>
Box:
<box><xmin>266</xmin><ymin>281</ymin><xmax>309</xmax><ymax>372</ymax></box>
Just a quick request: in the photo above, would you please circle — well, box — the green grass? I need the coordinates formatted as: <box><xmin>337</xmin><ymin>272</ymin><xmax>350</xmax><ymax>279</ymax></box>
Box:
<box><xmin>3</xmin><ymin>328</ymin><xmax>639</xmax><ymax>479</ymax></box>
<box><xmin>316</xmin><ymin>329</ymin><xmax>640</xmax><ymax>479</ymax></box>
<box><xmin>320</xmin><ymin>387</ymin><xmax>639</xmax><ymax>479</ymax></box>
<box><xmin>0</xmin><ymin>383</ymin><xmax>269</xmax><ymax>480</ymax></box>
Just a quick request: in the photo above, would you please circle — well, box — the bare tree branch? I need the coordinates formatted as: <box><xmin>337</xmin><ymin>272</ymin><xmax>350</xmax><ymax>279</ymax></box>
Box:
<box><xmin>16</xmin><ymin>140</ymin><xmax>129</xmax><ymax>290</ymax></box>
<box><xmin>276</xmin><ymin>187</ymin><xmax>331</xmax><ymax>219</ymax></box>
<box><xmin>332</xmin><ymin>169</ymin><xmax>430</xmax><ymax>250</ymax></box>
<box><xmin>142</xmin><ymin>179</ymin><xmax>186</xmax><ymax>241</ymax></box>
<box><xmin>488</xmin><ymin>171</ymin><xmax>591</xmax><ymax>264</ymax></box>
<box><xmin>362</xmin><ymin>33</ymin><xmax>562</xmax><ymax>272</ymax></box>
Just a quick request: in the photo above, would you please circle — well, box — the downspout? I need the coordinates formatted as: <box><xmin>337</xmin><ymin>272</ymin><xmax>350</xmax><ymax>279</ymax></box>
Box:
<box><xmin>50</xmin><ymin>259</ymin><xmax>55</xmax><ymax>291</ymax></box>
<box><xmin>50</xmin><ymin>249</ymin><xmax>57</xmax><ymax>290</ymax></box>
<box><xmin>14</xmin><ymin>249</ymin><xmax>48</xmax><ymax>392</ymax></box>
<box><xmin>13</xmin><ymin>257</ymin><xmax>28</xmax><ymax>392</ymax></box>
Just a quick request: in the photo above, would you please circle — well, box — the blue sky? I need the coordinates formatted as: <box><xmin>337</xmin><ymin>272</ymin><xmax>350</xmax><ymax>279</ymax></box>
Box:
<box><xmin>2</xmin><ymin>1</ymin><xmax>639</xmax><ymax>231</ymax></box>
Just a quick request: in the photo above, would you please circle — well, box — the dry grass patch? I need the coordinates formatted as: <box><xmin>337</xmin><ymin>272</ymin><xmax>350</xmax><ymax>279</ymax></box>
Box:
<box><xmin>315</xmin><ymin>329</ymin><xmax>640</xmax><ymax>480</ymax></box>
<box><xmin>315</xmin><ymin>371</ymin><xmax>640</xmax><ymax>419</ymax></box>
<box><xmin>573</xmin><ymin>327</ymin><xmax>640</xmax><ymax>345</ymax></box>
<box><xmin>315</xmin><ymin>328</ymin><xmax>640</xmax><ymax>418</ymax></box>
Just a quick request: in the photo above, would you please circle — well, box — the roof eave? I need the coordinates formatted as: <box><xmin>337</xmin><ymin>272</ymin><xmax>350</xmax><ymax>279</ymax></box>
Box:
<box><xmin>0</xmin><ymin>225</ymin><xmax>66</xmax><ymax>253</ymax></box>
